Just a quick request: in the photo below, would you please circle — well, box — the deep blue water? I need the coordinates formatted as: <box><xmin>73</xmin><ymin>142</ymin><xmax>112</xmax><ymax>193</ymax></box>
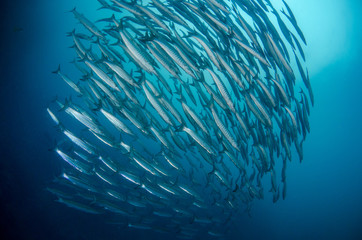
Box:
<box><xmin>1</xmin><ymin>0</ymin><xmax>362</xmax><ymax>239</ymax></box>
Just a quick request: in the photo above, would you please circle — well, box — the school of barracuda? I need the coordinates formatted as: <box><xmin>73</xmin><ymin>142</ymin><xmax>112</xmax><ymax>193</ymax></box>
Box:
<box><xmin>47</xmin><ymin>0</ymin><xmax>313</xmax><ymax>238</ymax></box>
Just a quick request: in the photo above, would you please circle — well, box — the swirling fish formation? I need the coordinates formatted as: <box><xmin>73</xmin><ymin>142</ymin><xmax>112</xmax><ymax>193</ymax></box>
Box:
<box><xmin>47</xmin><ymin>0</ymin><xmax>313</xmax><ymax>238</ymax></box>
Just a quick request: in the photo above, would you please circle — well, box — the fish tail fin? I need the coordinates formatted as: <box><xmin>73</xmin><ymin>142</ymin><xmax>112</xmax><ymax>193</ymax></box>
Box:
<box><xmin>51</xmin><ymin>95</ymin><xmax>58</xmax><ymax>103</ymax></box>
<box><xmin>175</xmin><ymin>86</ymin><xmax>186</xmax><ymax>104</ymax></box>
<box><xmin>204</xmin><ymin>95</ymin><xmax>214</xmax><ymax>110</ymax></box>
<box><xmin>91</xmin><ymin>36</ymin><xmax>100</xmax><ymax>44</ymax></box>
<box><xmin>134</xmin><ymin>69</ymin><xmax>145</xmax><ymax>84</ymax></box>
<box><xmin>171</xmin><ymin>175</ymin><xmax>179</xmax><ymax>186</ymax></box>
<box><xmin>52</xmin><ymin>65</ymin><xmax>61</xmax><ymax>74</ymax></box>
<box><xmin>66</xmin><ymin>29</ymin><xmax>75</xmax><ymax>37</ymax></box>
<box><xmin>96</xmin><ymin>15</ymin><xmax>109</xmax><ymax>22</ymax></box>
<box><xmin>233</xmin><ymin>184</ymin><xmax>239</xmax><ymax>193</ymax></box>
<box><xmin>80</xmin><ymin>73</ymin><xmax>91</xmax><ymax>81</ymax></box>
<box><xmin>119</xmin><ymin>18</ymin><xmax>128</xmax><ymax>31</ymax></box>
<box><xmin>92</xmin><ymin>99</ymin><xmax>102</xmax><ymax>112</ymax></box>
<box><xmin>67</xmin><ymin>7</ymin><xmax>76</xmax><ymax>13</ymax></box>
<box><xmin>207</xmin><ymin>163</ymin><xmax>216</xmax><ymax>181</ymax></box>
<box><xmin>249</xmin><ymin>120</ymin><xmax>256</xmax><ymax>130</ymax></box>
<box><xmin>194</xmin><ymin>71</ymin><xmax>204</xmax><ymax>82</ymax></box>
<box><xmin>85</xmin><ymin>44</ymin><xmax>93</xmax><ymax>56</ymax></box>
<box><xmin>56</xmin><ymin>122</ymin><xmax>65</xmax><ymax>132</ymax></box>
<box><xmin>140</xmin><ymin>97</ymin><xmax>147</xmax><ymax>109</ymax></box>
<box><xmin>174</xmin><ymin>124</ymin><xmax>184</xmax><ymax>133</ymax></box>
<box><xmin>270</xmin><ymin>7</ymin><xmax>278</xmax><ymax>15</ymax></box>
<box><xmin>58</xmin><ymin>97</ymin><xmax>70</xmax><ymax>112</ymax></box>
<box><xmin>169</xmin><ymin>21</ymin><xmax>175</xmax><ymax>30</ymax></box>
<box><xmin>138</xmin><ymin>31</ymin><xmax>156</xmax><ymax>43</ymax></box>
<box><xmin>172</xmin><ymin>80</ymin><xmax>180</xmax><ymax>93</ymax></box>
<box><xmin>90</xmin><ymin>195</ymin><xmax>98</xmax><ymax>205</ymax></box>
<box><xmin>95</xmin><ymin>55</ymin><xmax>106</xmax><ymax>65</ymax></box>
<box><xmin>197</xmin><ymin>93</ymin><xmax>207</xmax><ymax>107</ymax></box>
<box><xmin>219</xmin><ymin>143</ymin><xmax>226</xmax><ymax>154</ymax></box>
<box><xmin>199</xmin><ymin>58</ymin><xmax>211</xmax><ymax>70</ymax></box>
<box><xmin>77</xmin><ymin>52</ymin><xmax>87</xmax><ymax>62</ymax></box>
<box><xmin>182</xmin><ymin>28</ymin><xmax>197</xmax><ymax>38</ymax></box>
<box><xmin>178</xmin><ymin>29</ymin><xmax>186</xmax><ymax>38</ymax></box>
<box><xmin>48</xmin><ymin>138</ymin><xmax>60</xmax><ymax>152</ymax></box>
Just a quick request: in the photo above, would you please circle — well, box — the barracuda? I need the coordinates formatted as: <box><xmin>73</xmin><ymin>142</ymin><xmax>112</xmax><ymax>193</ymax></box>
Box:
<box><xmin>49</xmin><ymin>0</ymin><xmax>312</xmax><ymax>237</ymax></box>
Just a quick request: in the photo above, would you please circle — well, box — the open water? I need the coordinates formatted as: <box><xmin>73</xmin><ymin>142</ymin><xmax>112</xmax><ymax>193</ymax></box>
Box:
<box><xmin>1</xmin><ymin>0</ymin><xmax>362</xmax><ymax>239</ymax></box>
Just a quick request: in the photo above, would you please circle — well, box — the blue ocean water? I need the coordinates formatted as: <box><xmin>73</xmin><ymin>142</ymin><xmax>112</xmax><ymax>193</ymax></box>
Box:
<box><xmin>1</xmin><ymin>0</ymin><xmax>362</xmax><ymax>239</ymax></box>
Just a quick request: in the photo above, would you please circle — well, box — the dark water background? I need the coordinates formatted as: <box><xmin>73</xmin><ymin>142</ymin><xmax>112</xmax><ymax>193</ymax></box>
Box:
<box><xmin>1</xmin><ymin>0</ymin><xmax>362</xmax><ymax>239</ymax></box>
